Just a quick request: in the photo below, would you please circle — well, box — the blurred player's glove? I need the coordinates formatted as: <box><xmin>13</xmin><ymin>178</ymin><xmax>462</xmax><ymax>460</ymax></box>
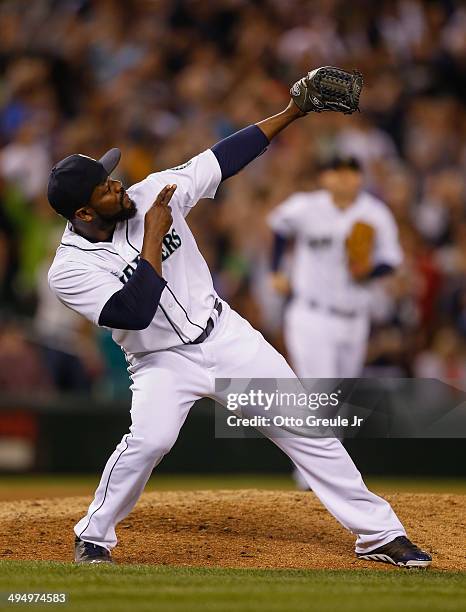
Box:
<box><xmin>345</xmin><ymin>221</ymin><xmax>375</xmax><ymax>280</ymax></box>
<box><xmin>290</xmin><ymin>67</ymin><xmax>363</xmax><ymax>114</ymax></box>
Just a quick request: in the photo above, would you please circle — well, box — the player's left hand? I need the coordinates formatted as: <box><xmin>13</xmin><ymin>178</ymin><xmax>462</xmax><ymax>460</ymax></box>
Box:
<box><xmin>345</xmin><ymin>220</ymin><xmax>375</xmax><ymax>281</ymax></box>
<box><xmin>290</xmin><ymin>66</ymin><xmax>363</xmax><ymax>115</ymax></box>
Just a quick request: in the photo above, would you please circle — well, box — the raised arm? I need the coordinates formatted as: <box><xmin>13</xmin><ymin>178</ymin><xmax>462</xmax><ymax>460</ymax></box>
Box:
<box><xmin>256</xmin><ymin>100</ymin><xmax>305</xmax><ymax>141</ymax></box>
<box><xmin>210</xmin><ymin>100</ymin><xmax>304</xmax><ymax>182</ymax></box>
<box><xmin>210</xmin><ymin>66</ymin><xmax>362</xmax><ymax>182</ymax></box>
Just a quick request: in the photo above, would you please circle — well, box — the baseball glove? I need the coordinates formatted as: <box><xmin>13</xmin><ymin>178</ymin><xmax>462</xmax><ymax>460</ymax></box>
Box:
<box><xmin>345</xmin><ymin>221</ymin><xmax>375</xmax><ymax>280</ymax></box>
<box><xmin>290</xmin><ymin>66</ymin><xmax>363</xmax><ymax>115</ymax></box>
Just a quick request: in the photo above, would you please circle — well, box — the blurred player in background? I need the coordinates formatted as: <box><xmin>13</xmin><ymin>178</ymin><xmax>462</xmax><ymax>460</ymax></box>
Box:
<box><xmin>269</xmin><ymin>156</ymin><xmax>402</xmax><ymax>379</ymax></box>
<box><xmin>268</xmin><ymin>156</ymin><xmax>403</xmax><ymax>487</ymax></box>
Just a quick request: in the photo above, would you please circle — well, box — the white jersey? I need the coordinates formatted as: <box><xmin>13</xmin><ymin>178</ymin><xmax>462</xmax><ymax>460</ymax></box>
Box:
<box><xmin>48</xmin><ymin>149</ymin><xmax>222</xmax><ymax>355</ymax></box>
<box><xmin>268</xmin><ymin>189</ymin><xmax>402</xmax><ymax>315</ymax></box>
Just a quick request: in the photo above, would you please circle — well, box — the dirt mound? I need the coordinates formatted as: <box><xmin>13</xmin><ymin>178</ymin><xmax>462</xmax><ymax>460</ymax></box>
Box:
<box><xmin>0</xmin><ymin>490</ymin><xmax>464</xmax><ymax>570</ymax></box>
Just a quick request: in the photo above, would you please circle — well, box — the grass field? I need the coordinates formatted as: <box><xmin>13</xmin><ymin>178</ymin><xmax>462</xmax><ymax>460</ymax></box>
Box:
<box><xmin>0</xmin><ymin>562</ymin><xmax>465</xmax><ymax>612</ymax></box>
<box><xmin>0</xmin><ymin>473</ymin><xmax>465</xmax><ymax>499</ymax></box>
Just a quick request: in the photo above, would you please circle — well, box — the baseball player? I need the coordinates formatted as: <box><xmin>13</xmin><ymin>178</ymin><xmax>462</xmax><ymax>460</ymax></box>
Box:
<box><xmin>47</xmin><ymin>68</ymin><xmax>431</xmax><ymax>568</ymax></box>
<box><xmin>268</xmin><ymin>155</ymin><xmax>402</xmax><ymax>380</ymax></box>
<box><xmin>268</xmin><ymin>155</ymin><xmax>403</xmax><ymax>491</ymax></box>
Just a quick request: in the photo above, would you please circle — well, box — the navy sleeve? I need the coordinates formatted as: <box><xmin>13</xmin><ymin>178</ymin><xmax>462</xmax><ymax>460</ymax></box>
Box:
<box><xmin>271</xmin><ymin>233</ymin><xmax>288</xmax><ymax>272</ymax></box>
<box><xmin>98</xmin><ymin>259</ymin><xmax>167</xmax><ymax>330</ymax></box>
<box><xmin>211</xmin><ymin>124</ymin><xmax>270</xmax><ymax>181</ymax></box>
<box><xmin>369</xmin><ymin>263</ymin><xmax>395</xmax><ymax>279</ymax></box>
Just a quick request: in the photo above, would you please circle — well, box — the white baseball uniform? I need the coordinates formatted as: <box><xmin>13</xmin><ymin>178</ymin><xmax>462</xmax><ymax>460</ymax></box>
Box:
<box><xmin>48</xmin><ymin>150</ymin><xmax>405</xmax><ymax>553</ymax></box>
<box><xmin>268</xmin><ymin>189</ymin><xmax>402</xmax><ymax>379</ymax></box>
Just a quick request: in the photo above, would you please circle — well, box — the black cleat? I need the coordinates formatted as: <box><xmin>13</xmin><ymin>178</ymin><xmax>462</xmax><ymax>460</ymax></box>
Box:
<box><xmin>74</xmin><ymin>536</ymin><xmax>113</xmax><ymax>564</ymax></box>
<box><xmin>357</xmin><ymin>536</ymin><xmax>432</xmax><ymax>568</ymax></box>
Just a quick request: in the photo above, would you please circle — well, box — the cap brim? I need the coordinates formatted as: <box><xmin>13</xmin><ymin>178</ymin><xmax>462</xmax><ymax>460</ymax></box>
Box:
<box><xmin>99</xmin><ymin>148</ymin><xmax>121</xmax><ymax>175</ymax></box>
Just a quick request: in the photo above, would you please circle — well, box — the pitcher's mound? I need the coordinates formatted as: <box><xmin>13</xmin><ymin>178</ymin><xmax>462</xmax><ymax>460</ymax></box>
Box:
<box><xmin>0</xmin><ymin>490</ymin><xmax>463</xmax><ymax>570</ymax></box>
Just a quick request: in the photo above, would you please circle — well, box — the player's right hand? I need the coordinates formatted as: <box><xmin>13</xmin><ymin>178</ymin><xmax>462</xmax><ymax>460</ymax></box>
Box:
<box><xmin>144</xmin><ymin>184</ymin><xmax>176</xmax><ymax>240</ymax></box>
<box><xmin>269</xmin><ymin>272</ymin><xmax>291</xmax><ymax>295</ymax></box>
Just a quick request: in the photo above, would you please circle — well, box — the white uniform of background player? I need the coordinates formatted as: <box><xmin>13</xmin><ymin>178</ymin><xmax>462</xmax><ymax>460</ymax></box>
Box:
<box><xmin>49</xmin><ymin>148</ymin><xmax>407</xmax><ymax>557</ymax></box>
<box><xmin>268</xmin><ymin>160</ymin><xmax>402</xmax><ymax>380</ymax></box>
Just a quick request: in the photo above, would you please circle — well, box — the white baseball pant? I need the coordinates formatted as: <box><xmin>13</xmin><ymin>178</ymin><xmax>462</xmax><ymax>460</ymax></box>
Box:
<box><xmin>284</xmin><ymin>298</ymin><xmax>370</xmax><ymax>489</ymax></box>
<box><xmin>284</xmin><ymin>298</ymin><xmax>370</xmax><ymax>378</ymax></box>
<box><xmin>74</xmin><ymin>303</ymin><xmax>405</xmax><ymax>554</ymax></box>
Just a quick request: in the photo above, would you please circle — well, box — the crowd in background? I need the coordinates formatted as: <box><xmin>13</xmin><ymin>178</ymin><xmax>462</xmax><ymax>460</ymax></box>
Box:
<box><xmin>0</xmin><ymin>0</ymin><xmax>465</xmax><ymax>397</ymax></box>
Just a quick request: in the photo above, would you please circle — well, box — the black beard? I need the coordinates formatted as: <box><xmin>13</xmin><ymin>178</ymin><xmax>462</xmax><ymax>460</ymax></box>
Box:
<box><xmin>97</xmin><ymin>193</ymin><xmax>137</xmax><ymax>224</ymax></box>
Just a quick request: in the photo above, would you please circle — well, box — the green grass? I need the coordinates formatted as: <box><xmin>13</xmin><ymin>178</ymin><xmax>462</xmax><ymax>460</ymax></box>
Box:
<box><xmin>0</xmin><ymin>562</ymin><xmax>464</xmax><ymax>612</ymax></box>
<box><xmin>0</xmin><ymin>473</ymin><xmax>465</xmax><ymax>495</ymax></box>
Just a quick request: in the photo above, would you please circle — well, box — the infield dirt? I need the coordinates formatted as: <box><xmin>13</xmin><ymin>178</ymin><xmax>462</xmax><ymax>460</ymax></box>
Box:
<box><xmin>0</xmin><ymin>490</ymin><xmax>464</xmax><ymax>571</ymax></box>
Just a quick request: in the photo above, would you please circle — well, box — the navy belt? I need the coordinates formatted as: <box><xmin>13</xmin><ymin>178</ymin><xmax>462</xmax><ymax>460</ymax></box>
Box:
<box><xmin>191</xmin><ymin>299</ymin><xmax>223</xmax><ymax>344</ymax></box>
<box><xmin>307</xmin><ymin>299</ymin><xmax>357</xmax><ymax>319</ymax></box>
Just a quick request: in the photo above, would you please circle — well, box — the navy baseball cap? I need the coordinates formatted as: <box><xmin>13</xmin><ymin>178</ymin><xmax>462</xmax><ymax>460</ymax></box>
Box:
<box><xmin>47</xmin><ymin>148</ymin><xmax>121</xmax><ymax>218</ymax></box>
<box><xmin>317</xmin><ymin>155</ymin><xmax>361</xmax><ymax>173</ymax></box>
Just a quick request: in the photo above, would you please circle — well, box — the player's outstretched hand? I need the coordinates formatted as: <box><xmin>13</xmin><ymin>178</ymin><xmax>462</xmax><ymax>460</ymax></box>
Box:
<box><xmin>144</xmin><ymin>184</ymin><xmax>176</xmax><ymax>240</ymax></box>
<box><xmin>290</xmin><ymin>66</ymin><xmax>363</xmax><ymax>115</ymax></box>
<box><xmin>256</xmin><ymin>67</ymin><xmax>362</xmax><ymax>140</ymax></box>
